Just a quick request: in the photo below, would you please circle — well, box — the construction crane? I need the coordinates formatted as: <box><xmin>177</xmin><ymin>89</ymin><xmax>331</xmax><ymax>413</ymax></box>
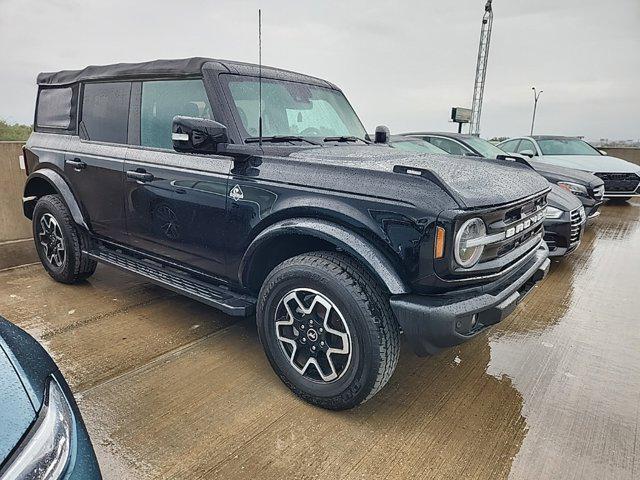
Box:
<box><xmin>469</xmin><ymin>0</ymin><xmax>494</xmax><ymax>136</ymax></box>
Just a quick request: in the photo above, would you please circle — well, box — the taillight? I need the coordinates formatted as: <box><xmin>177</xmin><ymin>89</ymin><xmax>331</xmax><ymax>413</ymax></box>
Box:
<box><xmin>21</xmin><ymin>146</ymin><xmax>30</xmax><ymax>176</ymax></box>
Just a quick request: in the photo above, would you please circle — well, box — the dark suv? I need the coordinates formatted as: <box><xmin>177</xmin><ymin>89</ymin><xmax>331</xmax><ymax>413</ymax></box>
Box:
<box><xmin>23</xmin><ymin>58</ymin><xmax>550</xmax><ymax>410</ymax></box>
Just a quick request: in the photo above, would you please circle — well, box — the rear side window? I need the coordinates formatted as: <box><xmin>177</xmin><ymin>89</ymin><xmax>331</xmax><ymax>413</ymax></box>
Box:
<box><xmin>36</xmin><ymin>87</ymin><xmax>75</xmax><ymax>130</ymax></box>
<box><xmin>140</xmin><ymin>79</ymin><xmax>212</xmax><ymax>150</ymax></box>
<box><xmin>81</xmin><ymin>82</ymin><xmax>131</xmax><ymax>143</ymax></box>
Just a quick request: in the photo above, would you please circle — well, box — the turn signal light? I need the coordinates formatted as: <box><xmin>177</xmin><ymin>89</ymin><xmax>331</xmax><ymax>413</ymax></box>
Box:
<box><xmin>434</xmin><ymin>226</ymin><xmax>446</xmax><ymax>259</ymax></box>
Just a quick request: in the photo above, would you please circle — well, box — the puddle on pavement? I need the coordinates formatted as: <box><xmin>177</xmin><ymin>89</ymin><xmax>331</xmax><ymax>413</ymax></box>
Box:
<box><xmin>487</xmin><ymin>202</ymin><xmax>640</xmax><ymax>480</ymax></box>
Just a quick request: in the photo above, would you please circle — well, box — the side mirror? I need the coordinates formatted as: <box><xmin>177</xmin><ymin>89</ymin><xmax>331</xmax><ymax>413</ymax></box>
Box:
<box><xmin>599</xmin><ymin>149</ymin><xmax>607</xmax><ymax>155</ymax></box>
<box><xmin>172</xmin><ymin>116</ymin><xmax>228</xmax><ymax>154</ymax></box>
<box><xmin>519</xmin><ymin>149</ymin><xmax>535</xmax><ymax>158</ymax></box>
<box><xmin>374</xmin><ymin>125</ymin><xmax>390</xmax><ymax>144</ymax></box>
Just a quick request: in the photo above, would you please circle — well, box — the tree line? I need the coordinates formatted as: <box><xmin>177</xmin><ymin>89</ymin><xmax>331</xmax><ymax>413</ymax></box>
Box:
<box><xmin>0</xmin><ymin>119</ymin><xmax>32</xmax><ymax>141</ymax></box>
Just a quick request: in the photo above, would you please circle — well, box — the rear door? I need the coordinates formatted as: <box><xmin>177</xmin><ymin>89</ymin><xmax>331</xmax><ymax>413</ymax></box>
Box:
<box><xmin>64</xmin><ymin>81</ymin><xmax>131</xmax><ymax>242</ymax></box>
<box><xmin>123</xmin><ymin>78</ymin><xmax>231</xmax><ymax>279</ymax></box>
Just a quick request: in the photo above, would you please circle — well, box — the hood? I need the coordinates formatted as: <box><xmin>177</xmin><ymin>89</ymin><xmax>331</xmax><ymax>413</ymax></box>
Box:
<box><xmin>539</xmin><ymin>154</ymin><xmax>640</xmax><ymax>174</ymax></box>
<box><xmin>0</xmin><ymin>318</ymin><xmax>59</xmax><ymax>463</ymax></box>
<box><xmin>0</xmin><ymin>345</ymin><xmax>36</xmax><ymax>463</ymax></box>
<box><xmin>529</xmin><ymin>160</ymin><xmax>603</xmax><ymax>187</ymax></box>
<box><xmin>547</xmin><ymin>184</ymin><xmax>583</xmax><ymax>211</ymax></box>
<box><xmin>289</xmin><ymin>145</ymin><xmax>550</xmax><ymax>209</ymax></box>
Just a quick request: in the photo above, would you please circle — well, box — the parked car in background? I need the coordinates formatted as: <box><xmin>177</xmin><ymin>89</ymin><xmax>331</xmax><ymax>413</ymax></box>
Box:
<box><xmin>22</xmin><ymin>57</ymin><xmax>551</xmax><ymax>410</ymax></box>
<box><xmin>392</xmin><ymin>135</ymin><xmax>585</xmax><ymax>258</ymax></box>
<box><xmin>404</xmin><ymin>132</ymin><xmax>605</xmax><ymax>218</ymax></box>
<box><xmin>0</xmin><ymin>317</ymin><xmax>101</xmax><ymax>479</ymax></box>
<box><xmin>497</xmin><ymin>136</ymin><xmax>640</xmax><ymax>202</ymax></box>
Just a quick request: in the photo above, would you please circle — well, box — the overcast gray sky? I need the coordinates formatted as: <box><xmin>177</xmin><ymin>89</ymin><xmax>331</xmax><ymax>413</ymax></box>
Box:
<box><xmin>1</xmin><ymin>0</ymin><xmax>638</xmax><ymax>140</ymax></box>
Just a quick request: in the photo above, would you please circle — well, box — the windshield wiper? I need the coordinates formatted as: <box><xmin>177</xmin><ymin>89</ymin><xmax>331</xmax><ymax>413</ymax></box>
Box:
<box><xmin>323</xmin><ymin>136</ymin><xmax>370</xmax><ymax>144</ymax></box>
<box><xmin>245</xmin><ymin>136</ymin><xmax>320</xmax><ymax>145</ymax></box>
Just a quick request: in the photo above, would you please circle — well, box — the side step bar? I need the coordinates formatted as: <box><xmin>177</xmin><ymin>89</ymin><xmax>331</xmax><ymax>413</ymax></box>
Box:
<box><xmin>84</xmin><ymin>247</ymin><xmax>255</xmax><ymax>317</ymax></box>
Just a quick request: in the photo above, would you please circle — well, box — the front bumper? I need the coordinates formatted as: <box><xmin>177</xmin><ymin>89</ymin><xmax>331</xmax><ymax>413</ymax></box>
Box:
<box><xmin>390</xmin><ymin>244</ymin><xmax>550</xmax><ymax>356</ymax></box>
<box><xmin>543</xmin><ymin>214</ymin><xmax>585</xmax><ymax>258</ymax></box>
<box><xmin>584</xmin><ymin>201</ymin><xmax>603</xmax><ymax>221</ymax></box>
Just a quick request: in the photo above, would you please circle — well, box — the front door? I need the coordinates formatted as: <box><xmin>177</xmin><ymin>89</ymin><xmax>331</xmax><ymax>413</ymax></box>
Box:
<box><xmin>123</xmin><ymin>78</ymin><xmax>231</xmax><ymax>279</ymax></box>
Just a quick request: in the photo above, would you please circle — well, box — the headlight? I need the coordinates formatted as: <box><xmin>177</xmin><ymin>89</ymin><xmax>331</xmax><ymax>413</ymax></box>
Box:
<box><xmin>454</xmin><ymin>218</ymin><xmax>486</xmax><ymax>268</ymax></box>
<box><xmin>0</xmin><ymin>377</ymin><xmax>73</xmax><ymax>480</ymax></box>
<box><xmin>557</xmin><ymin>181</ymin><xmax>588</xmax><ymax>197</ymax></box>
<box><xmin>545</xmin><ymin>206</ymin><xmax>564</xmax><ymax>219</ymax></box>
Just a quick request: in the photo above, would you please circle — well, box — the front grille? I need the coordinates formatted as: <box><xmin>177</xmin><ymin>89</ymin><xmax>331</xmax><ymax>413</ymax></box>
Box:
<box><xmin>481</xmin><ymin>196</ymin><xmax>547</xmax><ymax>263</ymax></box>
<box><xmin>569</xmin><ymin>208</ymin><xmax>583</xmax><ymax>245</ymax></box>
<box><xmin>593</xmin><ymin>172</ymin><xmax>640</xmax><ymax>194</ymax></box>
<box><xmin>446</xmin><ymin>192</ymin><xmax>548</xmax><ymax>281</ymax></box>
<box><xmin>591</xmin><ymin>184</ymin><xmax>605</xmax><ymax>200</ymax></box>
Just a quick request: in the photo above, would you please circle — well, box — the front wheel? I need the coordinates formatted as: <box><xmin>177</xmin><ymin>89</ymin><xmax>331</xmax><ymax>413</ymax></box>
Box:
<box><xmin>257</xmin><ymin>252</ymin><xmax>400</xmax><ymax>410</ymax></box>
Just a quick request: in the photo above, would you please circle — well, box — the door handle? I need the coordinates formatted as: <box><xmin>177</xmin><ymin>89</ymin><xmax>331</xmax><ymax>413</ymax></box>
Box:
<box><xmin>126</xmin><ymin>170</ymin><xmax>154</xmax><ymax>182</ymax></box>
<box><xmin>65</xmin><ymin>158</ymin><xmax>87</xmax><ymax>170</ymax></box>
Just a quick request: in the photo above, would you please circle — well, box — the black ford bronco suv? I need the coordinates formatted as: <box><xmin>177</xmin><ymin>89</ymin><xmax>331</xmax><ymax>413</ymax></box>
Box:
<box><xmin>23</xmin><ymin>58</ymin><xmax>550</xmax><ymax>410</ymax></box>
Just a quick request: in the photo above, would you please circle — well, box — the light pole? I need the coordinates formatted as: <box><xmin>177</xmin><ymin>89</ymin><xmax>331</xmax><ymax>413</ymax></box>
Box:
<box><xmin>530</xmin><ymin>87</ymin><xmax>543</xmax><ymax>135</ymax></box>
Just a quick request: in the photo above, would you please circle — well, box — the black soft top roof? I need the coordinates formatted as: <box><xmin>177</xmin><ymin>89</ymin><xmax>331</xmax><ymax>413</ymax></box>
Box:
<box><xmin>37</xmin><ymin>57</ymin><xmax>338</xmax><ymax>89</ymax></box>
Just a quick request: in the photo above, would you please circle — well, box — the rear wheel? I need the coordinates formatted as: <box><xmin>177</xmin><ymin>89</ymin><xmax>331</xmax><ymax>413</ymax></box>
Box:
<box><xmin>257</xmin><ymin>251</ymin><xmax>400</xmax><ymax>410</ymax></box>
<box><xmin>32</xmin><ymin>195</ymin><xmax>97</xmax><ymax>284</ymax></box>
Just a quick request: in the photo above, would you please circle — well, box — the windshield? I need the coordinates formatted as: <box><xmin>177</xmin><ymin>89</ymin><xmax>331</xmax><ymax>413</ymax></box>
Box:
<box><xmin>463</xmin><ymin>136</ymin><xmax>506</xmax><ymax>158</ymax></box>
<box><xmin>537</xmin><ymin>138</ymin><xmax>601</xmax><ymax>156</ymax></box>
<box><xmin>222</xmin><ymin>75</ymin><xmax>367</xmax><ymax>141</ymax></box>
<box><xmin>390</xmin><ymin>139</ymin><xmax>448</xmax><ymax>154</ymax></box>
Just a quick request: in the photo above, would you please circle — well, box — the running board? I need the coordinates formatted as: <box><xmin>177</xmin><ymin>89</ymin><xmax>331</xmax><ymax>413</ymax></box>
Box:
<box><xmin>84</xmin><ymin>248</ymin><xmax>255</xmax><ymax>317</ymax></box>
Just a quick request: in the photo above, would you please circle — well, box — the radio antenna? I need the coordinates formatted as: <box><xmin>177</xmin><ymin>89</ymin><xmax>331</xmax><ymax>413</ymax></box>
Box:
<box><xmin>258</xmin><ymin>9</ymin><xmax>263</xmax><ymax>149</ymax></box>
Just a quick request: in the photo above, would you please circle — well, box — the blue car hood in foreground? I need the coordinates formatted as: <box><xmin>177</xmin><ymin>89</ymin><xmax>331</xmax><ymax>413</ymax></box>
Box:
<box><xmin>0</xmin><ymin>318</ymin><xmax>102</xmax><ymax>478</ymax></box>
<box><xmin>0</xmin><ymin>346</ymin><xmax>36</xmax><ymax>462</ymax></box>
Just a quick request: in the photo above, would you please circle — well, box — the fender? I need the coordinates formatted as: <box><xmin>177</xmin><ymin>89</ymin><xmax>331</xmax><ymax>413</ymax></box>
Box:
<box><xmin>239</xmin><ymin>218</ymin><xmax>410</xmax><ymax>295</ymax></box>
<box><xmin>23</xmin><ymin>169</ymin><xmax>89</xmax><ymax>230</ymax></box>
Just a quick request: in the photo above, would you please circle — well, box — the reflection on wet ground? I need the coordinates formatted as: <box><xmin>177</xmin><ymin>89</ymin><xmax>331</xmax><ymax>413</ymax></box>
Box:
<box><xmin>488</xmin><ymin>201</ymin><xmax>640</xmax><ymax>480</ymax></box>
<box><xmin>0</xmin><ymin>201</ymin><xmax>638</xmax><ymax>479</ymax></box>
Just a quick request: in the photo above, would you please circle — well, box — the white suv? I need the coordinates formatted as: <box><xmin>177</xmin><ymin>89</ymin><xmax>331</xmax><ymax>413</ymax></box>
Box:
<box><xmin>498</xmin><ymin>136</ymin><xmax>640</xmax><ymax>201</ymax></box>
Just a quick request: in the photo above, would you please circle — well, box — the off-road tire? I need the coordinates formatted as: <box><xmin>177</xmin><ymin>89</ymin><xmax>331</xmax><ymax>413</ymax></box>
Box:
<box><xmin>32</xmin><ymin>194</ymin><xmax>97</xmax><ymax>283</ymax></box>
<box><xmin>257</xmin><ymin>251</ymin><xmax>400</xmax><ymax>410</ymax></box>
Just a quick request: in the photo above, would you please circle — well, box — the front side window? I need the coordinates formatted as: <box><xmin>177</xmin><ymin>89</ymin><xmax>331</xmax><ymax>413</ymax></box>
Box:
<box><xmin>499</xmin><ymin>139</ymin><xmax>520</xmax><ymax>153</ymax></box>
<box><xmin>516</xmin><ymin>139</ymin><xmax>537</xmax><ymax>155</ymax></box>
<box><xmin>390</xmin><ymin>139</ymin><xmax>448</xmax><ymax>154</ymax></box>
<box><xmin>141</xmin><ymin>79</ymin><xmax>212</xmax><ymax>150</ymax></box>
<box><xmin>427</xmin><ymin>137</ymin><xmax>470</xmax><ymax>156</ymax></box>
<box><xmin>537</xmin><ymin>138</ymin><xmax>601</xmax><ymax>156</ymax></box>
<box><xmin>222</xmin><ymin>75</ymin><xmax>367</xmax><ymax>141</ymax></box>
<box><xmin>81</xmin><ymin>82</ymin><xmax>131</xmax><ymax>143</ymax></box>
<box><xmin>463</xmin><ymin>137</ymin><xmax>506</xmax><ymax>159</ymax></box>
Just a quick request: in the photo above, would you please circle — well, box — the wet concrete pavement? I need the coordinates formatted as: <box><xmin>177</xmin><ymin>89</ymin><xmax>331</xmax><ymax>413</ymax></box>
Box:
<box><xmin>0</xmin><ymin>201</ymin><xmax>638</xmax><ymax>479</ymax></box>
